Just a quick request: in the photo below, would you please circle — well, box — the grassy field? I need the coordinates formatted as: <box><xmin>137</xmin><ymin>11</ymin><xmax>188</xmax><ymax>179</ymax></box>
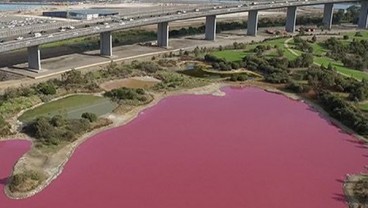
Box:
<box><xmin>212</xmin><ymin>38</ymin><xmax>296</xmax><ymax>63</ymax></box>
<box><xmin>359</xmin><ymin>102</ymin><xmax>368</xmax><ymax>112</ymax></box>
<box><xmin>344</xmin><ymin>31</ymin><xmax>368</xmax><ymax>39</ymax></box>
<box><xmin>212</xmin><ymin>50</ymin><xmax>251</xmax><ymax>62</ymax></box>
<box><xmin>19</xmin><ymin>95</ymin><xmax>118</xmax><ymax>122</ymax></box>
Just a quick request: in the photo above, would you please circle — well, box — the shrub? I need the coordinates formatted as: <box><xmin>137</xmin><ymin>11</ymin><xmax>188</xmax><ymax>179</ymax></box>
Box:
<box><xmin>81</xmin><ymin>112</ymin><xmax>98</xmax><ymax>122</ymax></box>
<box><xmin>37</xmin><ymin>82</ymin><xmax>56</xmax><ymax>95</ymax></box>
<box><xmin>104</xmin><ymin>87</ymin><xmax>148</xmax><ymax>103</ymax></box>
<box><xmin>0</xmin><ymin>116</ymin><xmax>11</xmax><ymax>136</ymax></box>
<box><xmin>286</xmin><ymin>81</ymin><xmax>305</xmax><ymax>93</ymax></box>
<box><xmin>355</xmin><ymin>31</ymin><xmax>363</xmax><ymax>37</ymax></box>
<box><xmin>133</xmin><ymin>61</ymin><xmax>161</xmax><ymax>73</ymax></box>
<box><xmin>229</xmin><ymin>74</ymin><xmax>248</xmax><ymax>82</ymax></box>
<box><xmin>50</xmin><ymin>115</ymin><xmax>66</xmax><ymax>127</ymax></box>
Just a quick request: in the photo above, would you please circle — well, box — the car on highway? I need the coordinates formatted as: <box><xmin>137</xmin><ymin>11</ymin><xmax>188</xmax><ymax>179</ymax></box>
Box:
<box><xmin>34</xmin><ymin>33</ymin><xmax>42</xmax><ymax>38</ymax></box>
<box><xmin>16</xmin><ymin>36</ymin><xmax>23</xmax><ymax>40</ymax></box>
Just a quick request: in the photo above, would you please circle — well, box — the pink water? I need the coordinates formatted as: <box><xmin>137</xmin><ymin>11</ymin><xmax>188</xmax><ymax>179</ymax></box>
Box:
<box><xmin>1</xmin><ymin>87</ymin><xmax>367</xmax><ymax>208</ymax></box>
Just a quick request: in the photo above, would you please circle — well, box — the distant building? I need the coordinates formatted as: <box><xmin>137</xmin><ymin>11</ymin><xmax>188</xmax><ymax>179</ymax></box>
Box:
<box><xmin>43</xmin><ymin>9</ymin><xmax>119</xmax><ymax>20</ymax></box>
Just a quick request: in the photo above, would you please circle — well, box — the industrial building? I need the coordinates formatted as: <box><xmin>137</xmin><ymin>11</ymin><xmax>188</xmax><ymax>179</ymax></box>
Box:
<box><xmin>43</xmin><ymin>9</ymin><xmax>119</xmax><ymax>20</ymax></box>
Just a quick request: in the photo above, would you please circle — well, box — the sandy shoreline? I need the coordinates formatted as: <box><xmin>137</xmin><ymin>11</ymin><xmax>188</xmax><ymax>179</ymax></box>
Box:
<box><xmin>1</xmin><ymin>81</ymin><xmax>367</xmax><ymax>201</ymax></box>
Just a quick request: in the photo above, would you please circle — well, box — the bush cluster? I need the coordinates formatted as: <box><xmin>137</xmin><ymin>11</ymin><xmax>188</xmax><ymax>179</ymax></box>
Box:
<box><xmin>81</xmin><ymin>112</ymin><xmax>98</xmax><ymax>123</ymax></box>
<box><xmin>104</xmin><ymin>87</ymin><xmax>148</xmax><ymax>103</ymax></box>
<box><xmin>324</xmin><ymin>37</ymin><xmax>368</xmax><ymax>71</ymax></box>
<box><xmin>318</xmin><ymin>91</ymin><xmax>368</xmax><ymax>135</ymax></box>
<box><xmin>229</xmin><ymin>74</ymin><xmax>248</xmax><ymax>82</ymax></box>
<box><xmin>9</xmin><ymin>170</ymin><xmax>43</xmax><ymax>193</ymax></box>
<box><xmin>306</xmin><ymin>65</ymin><xmax>368</xmax><ymax>101</ymax></box>
<box><xmin>23</xmin><ymin>115</ymin><xmax>91</xmax><ymax>146</ymax></box>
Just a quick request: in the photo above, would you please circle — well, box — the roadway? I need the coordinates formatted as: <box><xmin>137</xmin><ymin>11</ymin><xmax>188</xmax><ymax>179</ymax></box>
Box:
<box><xmin>0</xmin><ymin>0</ymin><xmax>361</xmax><ymax>53</ymax></box>
<box><xmin>0</xmin><ymin>3</ymin><xmax>223</xmax><ymax>39</ymax></box>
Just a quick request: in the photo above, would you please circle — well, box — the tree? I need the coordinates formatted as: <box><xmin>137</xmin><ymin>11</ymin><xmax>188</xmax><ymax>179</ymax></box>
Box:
<box><xmin>333</xmin><ymin>9</ymin><xmax>345</xmax><ymax>24</ymax></box>
<box><xmin>301</xmin><ymin>53</ymin><xmax>314</xmax><ymax>67</ymax></box>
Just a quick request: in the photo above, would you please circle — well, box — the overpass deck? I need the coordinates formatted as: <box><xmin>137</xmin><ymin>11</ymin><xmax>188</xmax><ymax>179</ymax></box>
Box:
<box><xmin>0</xmin><ymin>0</ymin><xmax>362</xmax><ymax>53</ymax></box>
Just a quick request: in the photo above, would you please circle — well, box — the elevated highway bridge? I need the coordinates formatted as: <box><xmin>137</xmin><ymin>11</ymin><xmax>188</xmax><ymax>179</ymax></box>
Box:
<box><xmin>0</xmin><ymin>0</ymin><xmax>367</xmax><ymax>71</ymax></box>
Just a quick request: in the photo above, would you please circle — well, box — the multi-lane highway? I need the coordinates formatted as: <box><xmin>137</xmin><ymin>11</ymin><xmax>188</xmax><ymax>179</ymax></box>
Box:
<box><xmin>0</xmin><ymin>3</ymin><xmax>222</xmax><ymax>39</ymax></box>
<box><xmin>0</xmin><ymin>0</ymin><xmax>364</xmax><ymax>53</ymax></box>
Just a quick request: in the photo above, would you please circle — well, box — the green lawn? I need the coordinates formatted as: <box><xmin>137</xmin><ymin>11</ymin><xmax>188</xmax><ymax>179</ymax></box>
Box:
<box><xmin>212</xmin><ymin>38</ymin><xmax>296</xmax><ymax>62</ymax></box>
<box><xmin>345</xmin><ymin>31</ymin><xmax>368</xmax><ymax>39</ymax></box>
<box><xmin>212</xmin><ymin>50</ymin><xmax>252</xmax><ymax>62</ymax></box>
<box><xmin>19</xmin><ymin>95</ymin><xmax>118</xmax><ymax>122</ymax></box>
<box><xmin>212</xmin><ymin>36</ymin><xmax>368</xmax><ymax>81</ymax></box>
<box><xmin>358</xmin><ymin>102</ymin><xmax>368</xmax><ymax>112</ymax></box>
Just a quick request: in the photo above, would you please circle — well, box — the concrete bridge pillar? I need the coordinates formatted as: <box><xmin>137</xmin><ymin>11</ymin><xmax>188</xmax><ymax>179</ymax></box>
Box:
<box><xmin>157</xmin><ymin>22</ymin><xmax>169</xmax><ymax>48</ymax></box>
<box><xmin>285</xmin><ymin>6</ymin><xmax>297</xmax><ymax>33</ymax></box>
<box><xmin>27</xmin><ymin>45</ymin><xmax>41</xmax><ymax>70</ymax></box>
<box><xmin>247</xmin><ymin>10</ymin><xmax>259</xmax><ymax>36</ymax></box>
<box><xmin>100</xmin><ymin>31</ymin><xmax>112</xmax><ymax>57</ymax></box>
<box><xmin>358</xmin><ymin>1</ymin><xmax>368</xmax><ymax>29</ymax></box>
<box><xmin>322</xmin><ymin>3</ymin><xmax>334</xmax><ymax>29</ymax></box>
<box><xmin>205</xmin><ymin>15</ymin><xmax>217</xmax><ymax>41</ymax></box>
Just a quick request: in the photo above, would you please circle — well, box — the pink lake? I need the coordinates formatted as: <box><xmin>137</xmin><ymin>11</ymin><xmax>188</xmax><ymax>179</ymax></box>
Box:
<box><xmin>0</xmin><ymin>87</ymin><xmax>367</xmax><ymax>208</ymax></box>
